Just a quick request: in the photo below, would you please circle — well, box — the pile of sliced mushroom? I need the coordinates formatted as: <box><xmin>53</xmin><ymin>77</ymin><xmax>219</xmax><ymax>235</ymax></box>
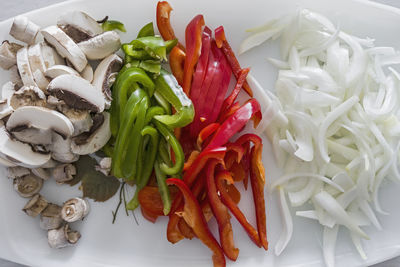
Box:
<box><xmin>0</xmin><ymin>10</ymin><xmax>122</xmax><ymax>248</ymax></box>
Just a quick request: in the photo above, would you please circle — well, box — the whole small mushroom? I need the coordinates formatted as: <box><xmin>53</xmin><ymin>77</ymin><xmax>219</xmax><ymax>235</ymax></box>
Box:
<box><xmin>48</xmin><ymin>224</ymin><xmax>81</xmax><ymax>249</ymax></box>
<box><xmin>61</xmin><ymin>197</ymin><xmax>89</xmax><ymax>222</ymax></box>
<box><xmin>23</xmin><ymin>193</ymin><xmax>48</xmax><ymax>217</ymax></box>
<box><xmin>13</xmin><ymin>174</ymin><xmax>43</xmax><ymax>198</ymax></box>
<box><xmin>40</xmin><ymin>203</ymin><xmax>63</xmax><ymax>230</ymax></box>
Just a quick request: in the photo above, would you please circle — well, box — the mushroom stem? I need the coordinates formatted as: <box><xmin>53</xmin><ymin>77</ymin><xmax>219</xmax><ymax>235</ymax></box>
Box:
<box><xmin>51</xmin><ymin>163</ymin><xmax>76</xmax><ymax>184</ymax></box>
<box><xmin>40</xmin><ymin>203</ymin><xmax>63</xmax><ymax>230</ymax></box>
<box><xmin>13</xmin><ymin>174</ymin><xmax>43</xmax><ymax>198</ymax></box>
<box><xmin>48</xmin><ymin>224</ymin><xmax>81</xmax><ymax>248</ymax></box>
<box><xmin>23</xmin><ymin>193</ymin><xmax>48</xmax><ymax>217</ymax></box>
<box><xmin>9</xmin><ymin>16</ymin><xmax>40</xmax><ymax>45</ymax></box>
<box><xmin>61</xmin><ymin>197</ymin><xmax>90</xmax><ymax>222</ymax></box>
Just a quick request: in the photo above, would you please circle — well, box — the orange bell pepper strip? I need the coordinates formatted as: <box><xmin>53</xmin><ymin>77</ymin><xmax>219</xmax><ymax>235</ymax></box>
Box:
<box><xmin>169</xmin><ymin>47</ymin><xmax>186</xmax><ymax>86</ymax></box>
<box><xmin>214</xmin><ymin>26</ymin><xmax>253</xmax><ymax>97</ymax></box>
<box><xmin>156</xmin><ymin>1</ymin><xmax>185</xmax><ymax>50</ymax></box>
<box><xmin>206</xmin><ymin>160</ymin><xmax>239</xmax><ymax>261</ymax></box>
<box><xmin>182</xmin><ymin>15</ymin><xmax>205</xmax><ymax>95</ymax></box>
<box><xmin>167</xmin><ymin>178</ymin><xmax>226</xmax><ymax>267</ymax></box>
<box><xmin>196</xmin><ymin>122</ymin><xmax>220</xmax><ymax>150</ymax></box>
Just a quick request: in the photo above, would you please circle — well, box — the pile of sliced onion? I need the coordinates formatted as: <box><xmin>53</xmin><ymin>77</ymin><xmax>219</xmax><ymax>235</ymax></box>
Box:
<box><xmin>242</xmin><ymin>9</ymin><xmax>400</xmax><ymax>267</ymax></box>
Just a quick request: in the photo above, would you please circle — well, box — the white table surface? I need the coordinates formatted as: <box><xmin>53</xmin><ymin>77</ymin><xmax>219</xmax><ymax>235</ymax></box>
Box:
<box><xmin>1</xmin><ymin>0</ymin><xmax>400</xmax><ymax>266</ymax></box>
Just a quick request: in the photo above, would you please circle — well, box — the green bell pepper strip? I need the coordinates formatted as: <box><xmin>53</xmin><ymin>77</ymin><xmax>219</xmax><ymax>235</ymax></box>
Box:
<box><xmin>154</xmin><ymin>121</ymin><xmax>184</xmax><ymax>176</ymax></box>
<box><xmin>129</xmin><ymin>36</ymin><xmax>167</xmax><ymax>61</ymax></box>
<box><xmin>153</xmin><ymin>69</ymin><xmax>194</xmax><ymax>128</ymax></box>
<box><xmin>139</xmin><ymin>60</ymin><xmax>161</xmax><ymax>74</ymax></box>
<box><xmin>122</xmin><ymin>96</ymin><xmax>149</xmax><ymax>179</ymax></box>
<box><xmin>158</xmin><ymin>138</ymin><xmax>172</xmax><ymax>167</ymax></box>
<box><xmin>102</xmin><ymin>20</ymin><xmax>126</xmax><ymax>32</ymax></box>
<box><xmin>111</xmin><ymin>67</ymin><xmax>154</xmax><ymax>136</ymax></box>
<box><xmin>153</xmin><ymin>90</ymin><xmax>171</xmax><ymax>115</ymax></box>
<box><xmin>137</xmin><ymin>22</ymin><xmax>155</xmax><ymax>38</ymax></box>
<box><xmin>126</xmin><ymin>126</ymin><xmax>160</xmax><ymax>210</ymax></box>
<box><xmin>122</xmin><ymin>45</ymin><xmax>153</xmax><ymax>60</ymax></box>
<box><xmin>154</xmin><ymin>157</ymin><xmax>171</xmax><ymax>215</ymax></box>
<box><xmin>112</xmin><ymin>89</ymin><xmax>147</xmax><ymax>178</ymax></box>
<box><xmin>145</xmin><ymin>106</ymin><xmax>165</xmax><ymax>125</ymax></box>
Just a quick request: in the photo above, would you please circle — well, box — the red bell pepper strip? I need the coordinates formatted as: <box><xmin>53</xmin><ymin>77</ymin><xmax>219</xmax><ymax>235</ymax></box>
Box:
<box><xmin>226</xmin><ymin>183</ymin><xmax>241</xmax><ymax>204</ymax></box>
<box><xmin>205</xmin><ymin>99</ymin><xmax>262</xmax><ymax>150</ymax></box>
<box><xmin>206</xmin><ymin>160</ymin><xmax>239</xmax><ymax>261</ymax></box>
<box><xmin>138</xmin><ymin>186</ymin><xmax>165</xmax><ymax>217</ymax></box>
<box><xmin>156</xmin><ymin>1</ymin><xmax>185</xmax><ymax>50</ymax></box>
<box><xmin>249</xmin><ymin>144</ymin><xmax>268</xmax><ymax>250</ymax></box>
<box><xmin>197</xmin><ymin>122</ymin><xmax>220</xmax><ymax>150</ymax></box>
<box><xmin>178</xmin><ymin>217</ymin><xmax>196</xmax><ymax>239</ymax></box>
<box><xmin>241</xmin><ymin>146</ymin><xmax>251</xmax><ymax>190</ymax></box>
<box><xmin>190</xmin><ymin>27</ymin><xmax>212</xmax><ymax>113</ymax></box>
<box><xmin>140</xmin><ymin>206</ymin><xmax>159</xmax><ymax>223</ymax></box>
<box><xmin>218</xmin><ymin>68</ymin><xmax>250</xmax><ymax>122</ymax></box>
<box><xmin>214</xmin><ymin>26</ymin><xmax>253</xmax><ymax>97</ymax></box>
<box><xmin>218</xmin><ymin>102</ymin><xmax>241</xmax><ymax>123</ymax></box>
<box><xmin>169</xmin><ymin>47</ymin><xmax>186</xmax><ymax>86</ymax></box>
<box><xmin>166</xmin><ymin>178</ymin><xmax>226</xmax><ymax>267</ymax></box>
<box><xmin>215</xmin><ymin>170</ymin><xmax>261</xmax><ymax>247</ymax></box>
<box><xmin>183</xmin><ymin>15</ymin><xmax>205</xmax><ymax>95</ymax></box>
<box><xmin>229</xmin><ymin>162</ymin><xmax>246</xmax><ymax>182</ymax></box>
<box><xmin>183</xmin><ymin>150</ymin><xmax>200</xmax><ymax>171</ymax></box>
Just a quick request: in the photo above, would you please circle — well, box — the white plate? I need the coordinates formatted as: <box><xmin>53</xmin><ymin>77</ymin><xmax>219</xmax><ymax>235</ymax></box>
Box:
<box><xmin>1</xmin><ymin>0</ymin><xmax>400</xmax><ymax>266</ymax></box>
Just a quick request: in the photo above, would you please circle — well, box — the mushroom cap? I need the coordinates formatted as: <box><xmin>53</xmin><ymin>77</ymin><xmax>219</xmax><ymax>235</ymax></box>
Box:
<box><xmin>71</xmin><ymin>112</ymin><xmax>111</xmax><ymax>155</ymax></box>
<box><xmin>41</xmin><ymin>44</ymin><xmax>64</xmax><ymax>69</ymax></box>
<box><xmin>57</xmin><ymin>11</ymin><xmax>102</xmax><ymax>39</ymax></box>
<box><xmin>23</xmin><ymin>193</ymin><xmax>48</xmax><ymax>217</ymax></box>
<box><xmin>31</xmin><ymin>168</ymin><xmax>51</xmax><ymax>180</ymax></box>
<box><xmin>80</xmin><ymin>64</ymin><xmax>93</xmax><ymax>83</ymax></box>
<box><xmin>51</xmin><ymin>163</ymin><xmax>76</xmax><ymax>183</ymax></box>
<box><xmin>0</xmin><ymin>99</ymin><xmax>13</xmax><ymax>119</ymax></box>
<box><xmin>47</xmin><ymin>74</ymin><xmax>105</xmax><ymax>112</ymax></box>
<box><xmin>50</xmin><ymin>133</ymin><xmax>79</xmax><ymax>163</ymax></box>
<box><xmin>16</xmin><ymin>47</ymin><xmax>37</xmax><ymax>87</ymax></box>
<box><xmin>6</xmin><ymin>166</ymin><xmax>30</xmax><ymax>178</ymax></box>
<box><xmin>13</xmin><ymin>174</ymin><xmax>43</xmax><ymax>198</ymax></box>
<box><xmin>40</xmin><ymin>203</ymin><xmax>63</xmax><ymax>230</ymax></box>
<box><xmin>2</xmin><ymin>81</ymin><xmax>17</xmax><ymax>101</ymax></box>
<box><xmin>78</xmin><ymin>31</ymin><xmax>121</xmax><ymax>60</ymax></box>
<box><xmin>41</xmin><ymin>26</ymin><xmax>87</xmax><ymax>72</ymax></box>
<box><xmin>0</xmin><ymin>157</ymin><xmax>17</xmax><ymax>167</ymax></box>
<box><xmin>61</xmin><ymin>197</ymin><xmax>89</xmax><ymax>222</ymax></box>
<box><xmin>48</xmin><ymin>224</ymin><xmax>81</xmax><ymax>248</ymax></box>
<box><xmin>6</xmin><ymin>106</ymin><xmax>74</xmax><ymax>138</ymax></box>
<box><xmin>58</xmin><ymin>106</ymin><xmax>93</xmax><ymax>136</ymax></box>
<box><xmin>0</xmin><ymin>120</ymin><xmax>51</xmax><ymax>168</ymax></box>
<box><xmin>45</xmin><ymin>65</ymin><xmax>80</xmax><ymax>80</ymax></box>
<box><xmin>92</xmin><ymin>54</ymin><xmax>122</xmax><ymax>105</ymax></box>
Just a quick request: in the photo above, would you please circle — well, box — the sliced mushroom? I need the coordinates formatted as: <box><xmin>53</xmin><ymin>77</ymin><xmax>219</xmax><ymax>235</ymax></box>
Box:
<box><xmin>13</xmin><ymin>174</ymin><xmax>43</xmax><ymax>198</ymax></box>
<box><xmin>6</xmin><ymin>106</ymin><xmax>74</xmax><ymax>143</ymax></box>
<box><xmin>9</xmin><ymin>16</ymin><xmax>40</xmax><ymax>45</ymax></box>
<box><xmin>0</xmin><ymin>99</ymin><xmax>13</xmax><ymax>119</ymax></box>
<box><xmin>95</xmin><ymin>157</ymin><xmax>111</xmax><ymax>176</ymax></box>
<box><xmin>92</xmin><ymin>54</ymin><xmax>122</xmax><ymax>108</ymax></box>
<box><xmin>9</xmin><ymin>65</ymin><xmax>23</xmax><ymax>88</ymax></box>
<box><xmin>47</xmin><ymin>74</ymin><xmax>105</xmax><ymax>112</ymax></box>
<box><xmin>23</xmin><ymin>193</ymin><xmax>48</xmax><ymax>217</ymax></box>
<box><xmin>41</xmin><ymin>44</ymin><xmax>64</xmax><ymax>69</ymax></box>
<box><xmin>45</xmin><ymin>65</ymin><xmax>80</xmax><ymax>80</ymax></box>
<box><xmin>0</xmin><ymin>41</ymin><xmax>23</xmax><ymax>70</ymax></box>
<box><xmin>49</xmin><ymin>132</ymin><xmax>79</xmax><ymax>163</ymax></box>
<box><xmin>9</xmin><ymin>85</ymin><xmax>46</xmax><ymax>110</ymax></box>
<box><xmin>80</xmin><ymin>64</ymin><xmax>93</xmax><ymax>83</ymax></box>
<box><xmin>51</xmin><ymin>163</ymin><xmax>76</xmax><ymax>183</ymax></box>
<box><xmin>78</xmin><ymin>31</ymin><xmax>121</xmax><ymax>60</ymax></box>
<box><xmin>16</xmin><ymin>47</ymin><xmax>36</xmax><ymax>87</ymax></box>
<box><xmin>71</xmin><ymin>112</ymin><xmax>111</xmax><ymax>155</ymax></box>
<box><xmin>48</xmin><ymin>224</ymin><xmax>81</xmax><ymax>248</ymax></box>
<box><xmin>0</xmin><ymin>157</ymin><xmax>17</xmax><ymax>167</ymax></box>
<box><xmin>40</xmin><ymin>203</ymin><xmax>63</xmax><ymax>230</ymax></box>
<box><xmin>27</xmin><ymin>44</ymin><xmax>49</xmax><ymax>91</ymax></box>
<box><xmin>0</xmin><ymin>120</ymin><xmax>51</xmax><ymax>168</ymax></box>
<box><xmin>2</xmin><ymin>81</ymin><xmax>17</xmax><ymax>101</ymax></box>
<box><xmin>6</xmin><ymin>166</ymin><xmax>30</xmax><ymax>178</ymax></box>
<box><xmin>58</xmin><ymin>105</ymin><xmax>93</xmax><ymax>136</ymax></box>
<box><xmin>40</xmin><ymin>158</ymin><xmax>59</xmax><ymax>169</ymax></box>
<box><xmin>61</xmin><ymin>197</ymin><xmax>89</xmax><ymax>222</ymax></box>
<box><xmin>41</xmin><ymin>26</ymin><xmax>87</xmax><ymax>72</ymax></box>
<box><xmin>57</xmin><ymin>11</ymin><xmax>102</xmax><ymax>43</ymax></box>
<box><xmin>31</xmin><ymin>168</ymin><xmax>51</xmax><ymax>180</ymax></box>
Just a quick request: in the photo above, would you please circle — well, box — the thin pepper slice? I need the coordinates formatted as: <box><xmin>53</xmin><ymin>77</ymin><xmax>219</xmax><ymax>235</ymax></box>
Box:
<box><xmin>154</xmin><ymin>120</ymin><xmax>184</xmax><ymax>176</ymax></box>
<box><xmin>112</xmin><ymin>89</ymin><xmax>148</xmax><ymax>178</ymax></box>
<box><xmin>138</xmin><ymin>186</ymin><xmax>165</xmax><ymax>217</ymax></box>
<box><xmin>206</xmin><ymin>160</ymin><xmax>239</xmax><ymax>261</ymax></box>
<box><xmin>205</xmin><ymin>99</ymin><xmax>262</xmax><ymax>150</ymax></box>
<box><xmin>156</xmin><ymin>1</ymin><xmax>185</xmax><ymax>50</ymax></box>
<box><xmin>250</xmin><ymin>144</ymin><xmax>268</xmax><ymax>250</ymax></box>
<box><xmin>127</xmin><ymin>126</ymin><xmax>160</xmax><ymax>210</ymax></box>
<box><xmin>137</xmin><ymin>22</ymin><xmax>155</xmax><ymax>38</ymax></box>
<box><xmin>215</xmin><ymin>170</ymin><xmax>262</xmax><ymax>248</ymax></box>
<box><xmin>183</xmin><ymin>150</ymin><xmax>200</xmax><ymax>171</ymax></box>
<box><xmin>154</xmin><ymin>157</ymin><xmax>172</xmax><ymax>215</ymax></box>
<box><xmin>182</xmin><ymin>15</ymin><xmax>205</xmax><ymax>95</ymax></box>
<box><xmin>153</xmin><ymin>69</ymin><xmax>194</xmax><ymax>128</ymax></box>
<box><xmin>111</xmin><ymin>67</ymin><xmax>154</xmax><ymax>136</ymax></box>
<box><xmin>102</xmin><ymin>20</ymin><xmax>126</xmax><ymax>32</ymax></box>
<box><xmin>153</xmin><ymin>90</ymin><xmax>172</xmax><ymax>115</ymax></box>
<box><xmin>196</xmin><ymin>122</ymin><xmax>220</xmax><ymax>150</ymax></box>
<box><xmin>166</xmin><ymin>178</ymin><xmax>226</xmax><ymax>267</ymax></box>
<box><xmin>121</xmin><ymin>96</ymin><xmax>149</xmax><ymax>180</ymax></box>
<box><xmin>169</xmin><ymin>46</ymin><xmax>186</xmax><ymax>86</ymax></box>
<box><xmin>128</xmin><ymin>36</ymin><xmax>167</xmax><ymax>61</ymax></box>
<box><xmin>145</xmin><ymin>106</ymin><xmax>165</xmax><ymax>125</ymax></box>
<box><xmin>214</xmin><ymin>26</ymin><xmax>253</xmax><ymax>97</ymax></box>
<box><xmin>218</xmin><ymin>68</ymin><xmax>250</xmax><ymax>122</ymax></box>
